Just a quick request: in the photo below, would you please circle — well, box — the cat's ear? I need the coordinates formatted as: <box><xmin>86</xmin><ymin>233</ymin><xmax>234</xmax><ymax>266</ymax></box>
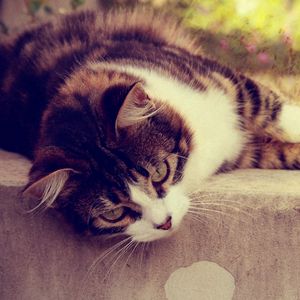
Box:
<box><xmin>22</xmin><ymin>168</ymin><xmax>76</xmax><ymax>212</ymax></box>
<box><xmin>115</xmin><ymin>82</ymin><xmax>156</xmax><ymax>132</ymax></box>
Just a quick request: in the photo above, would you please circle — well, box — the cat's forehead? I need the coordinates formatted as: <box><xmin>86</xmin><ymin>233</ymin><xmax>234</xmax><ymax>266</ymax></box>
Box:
<box><xmin>119</xmin><ymin>108</ymin><xmax>186</xmax><ymax>155</ymax></box>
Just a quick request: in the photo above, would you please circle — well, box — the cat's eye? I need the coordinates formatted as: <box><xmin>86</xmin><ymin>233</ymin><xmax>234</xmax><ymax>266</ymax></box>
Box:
<box><xmin>100</xmin><ymin>207</ymin><xmax>125</xmax><ymax>222</ymax></box>
<box><xmin>152</xmin><ymin>161</ymin><xmax>169</xmax><ymax>183</ymax></box>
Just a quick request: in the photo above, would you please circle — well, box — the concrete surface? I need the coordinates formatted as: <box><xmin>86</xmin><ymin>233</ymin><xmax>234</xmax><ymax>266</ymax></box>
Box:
<box><xmin>1</xmin><ymin>149</ymin><xmax>300</xmax><ymax>300</ymax></box>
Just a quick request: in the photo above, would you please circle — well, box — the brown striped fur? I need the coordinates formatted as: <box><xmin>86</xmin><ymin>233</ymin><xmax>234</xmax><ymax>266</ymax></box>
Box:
<box><xmin>0</xmin><ymin>9</ymin><xmax>299</xmax><ymax>237</ymax></box>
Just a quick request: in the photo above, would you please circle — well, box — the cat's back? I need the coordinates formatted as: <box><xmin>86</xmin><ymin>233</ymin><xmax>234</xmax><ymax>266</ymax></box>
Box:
<box><xmin>1</xmin><ymin>8</ymin><xmax>201</xmax><ymax>62</ymax></box>
<box><xmin>0</xmin><ymin>8</ymin><xmax>202</xmax><ymax>100</ymax></box>
<box><xmin>0</xmin><ymin>9</ymin><xmax>203</xmax><ymax>156</ymax></box>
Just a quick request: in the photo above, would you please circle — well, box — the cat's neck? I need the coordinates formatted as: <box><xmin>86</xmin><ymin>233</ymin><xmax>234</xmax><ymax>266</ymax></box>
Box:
<box><xmin>90</xmin><ymin>61</ymin><xmax>246</xmax><ymax>193</ymax></box>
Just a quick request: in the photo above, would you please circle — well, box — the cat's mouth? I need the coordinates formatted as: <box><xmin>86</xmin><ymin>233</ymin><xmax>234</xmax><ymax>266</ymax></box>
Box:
<box><xmin>156</xmin><ymin>216</ymin><xmax>172</xmax><ymax>230</ymax></box>
<box><xmin>125</xmin><ymin>219</ymin><xmax>177</xmax><ymax>242</ymax></box>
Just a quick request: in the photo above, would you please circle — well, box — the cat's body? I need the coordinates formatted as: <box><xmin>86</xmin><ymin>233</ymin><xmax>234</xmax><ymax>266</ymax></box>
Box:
<box><xmin>1</xmin><ymin>9</ymin><xmax>300</xmax><ymax>242</ymax></box>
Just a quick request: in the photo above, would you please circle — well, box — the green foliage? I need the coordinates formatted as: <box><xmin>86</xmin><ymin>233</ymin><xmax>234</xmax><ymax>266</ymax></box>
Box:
<box><xmin>25</xmin><ymin>0</ymin><xmax>86</xmax><ymax>15</ymax></box>
<box><xmin>173</xmin><ymin>0</ymin><xmax>300</xmax><ymax>74</ymax></box>
<box><xmin>180</xmin><ymin>0</ymin><xmax>300</xmax><ymax>50</ymax></box>
<box><xmin>71</xmin><ymin>0</ymin><xmax>86</xmax><ymax>10</ymax></box>
<box><xmin>28</xmin><ymin>0</ymin><xmax>42</xmax><ymax>15</ymax></box>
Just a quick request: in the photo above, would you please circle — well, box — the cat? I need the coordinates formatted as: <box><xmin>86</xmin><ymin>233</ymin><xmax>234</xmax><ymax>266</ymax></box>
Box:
<box><xmin>1</xmin><ymin>9</ymin><xmax>300</xmax><ymax>242</ymax></box>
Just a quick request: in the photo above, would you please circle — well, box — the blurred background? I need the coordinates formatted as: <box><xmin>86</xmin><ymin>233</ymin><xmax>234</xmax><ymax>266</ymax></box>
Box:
<box><xmin>0</xmin><ymin>0</ymin><xmax>299</xmax><ymax>82</ymax></box>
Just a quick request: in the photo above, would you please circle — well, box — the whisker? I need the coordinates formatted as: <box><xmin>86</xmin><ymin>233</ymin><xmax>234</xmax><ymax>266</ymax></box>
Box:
<box><xmin>104</xmin><ymin>239</ymin><xmax>135</xmax><ymax>281</ymax></box>
<box><xmin>188</xmin><ymin>209</ymin><xmax>222</xmax><ymax>222</ymax></box>
<box><xmin>81</xmin><ymin>237</ymin><xmax>131</xmax><ymax>286</ymax></box>
<box><xmin>190</xmin><ymin>196</ymin><xmax>243</xmax><ymax>203</ymax></box>
<box><xmin>98</xmin><ymin>237</ymin><xmax>132</xmax><ymax>265</ymax></box>
<box><xmin>189</xmin><ymin>203</ymin><xmax>254</xmax><ymax>218</ymax></box>
<box><xmin>190</xmin><ymin>197</ymin><xmax>254</xmax><ymax>209</ymax></box>
<box><xmin>122</xmin><ymin>241</ymin><xmax>139</xmax><ymax>272</ymax></box>
<box><xmin>188</xmin><ymin>207</ymin><xmax>243</xmax><ymax>223</ymax></box>
<box><xmin>192</xmin><ymin>210</ymin><xmax>251</xmax><ymax>225</ymax></box>
<box><xmin>187</xmin><ymin>211</ymin><xmax>230</xmax><ymax>229</ymax></box>
<box><xmin>187</xmin><ymin>214</ymin><xmax>211</xmax><ymax>226</ymax></box>
<box><xmin>139</xmin><ymin>242</ymin><xmax>147</xmax><ymax>271</ymax></box>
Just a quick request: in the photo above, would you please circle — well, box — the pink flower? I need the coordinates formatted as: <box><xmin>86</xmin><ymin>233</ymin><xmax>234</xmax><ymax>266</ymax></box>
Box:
<box><xmin>257</xmin><ymin>52</ymin><xmax>270</xmax><ymax>64</ymax></box>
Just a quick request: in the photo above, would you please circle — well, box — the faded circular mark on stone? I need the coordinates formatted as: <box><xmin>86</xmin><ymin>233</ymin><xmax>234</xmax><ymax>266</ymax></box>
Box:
<box><xmin>165</xmin><ymin>261</ymin><xmax>235</xmax><ymax>300</ymax></box>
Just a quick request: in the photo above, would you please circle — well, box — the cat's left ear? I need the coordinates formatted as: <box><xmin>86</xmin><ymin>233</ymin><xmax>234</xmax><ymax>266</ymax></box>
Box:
<box><xmin>115</xmin><ymin>82</ymin><xmax>156</xmax><ymax>133</ymax></box>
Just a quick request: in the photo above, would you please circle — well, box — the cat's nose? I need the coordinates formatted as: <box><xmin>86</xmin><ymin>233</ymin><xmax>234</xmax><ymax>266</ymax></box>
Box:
<box><xmin>156</xmin><ymin>216</ymin><xmax>172</xmax><ymax>230</ymax></box>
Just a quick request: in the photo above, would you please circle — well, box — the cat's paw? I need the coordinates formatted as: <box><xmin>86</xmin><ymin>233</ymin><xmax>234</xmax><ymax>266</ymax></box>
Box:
<box><xmin>279</xmin><ymin>104</ymin><xmax>300</xmax><ymax>143</ymax></box>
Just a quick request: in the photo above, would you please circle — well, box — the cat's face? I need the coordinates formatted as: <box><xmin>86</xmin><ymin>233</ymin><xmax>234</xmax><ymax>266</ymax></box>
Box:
<box><xmin>23</xmin><ymin>72</ymin><xmax>193</xmax><ymax>242</ymax></box>
<box><xmin>77</xmin><ymin>119</ymin><xmax>191</xmax><ymax>242</ymax></box>
<box><xmin>107</xmin><ymin>106</ymin><xmax>192</xmax><ymax>242</ymax></box>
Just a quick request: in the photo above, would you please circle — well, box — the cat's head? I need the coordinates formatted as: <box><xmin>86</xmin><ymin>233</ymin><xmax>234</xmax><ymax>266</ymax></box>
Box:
<box><xmin>23</xmin><ymin>69</ymin><xmax>193</xmax><ymax>242</ymax></box>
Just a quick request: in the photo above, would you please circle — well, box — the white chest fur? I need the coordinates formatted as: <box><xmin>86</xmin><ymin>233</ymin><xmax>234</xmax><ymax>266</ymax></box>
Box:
<box><xmin>90</xmin><ymin>62</ymin><xmax>246</xmax><ymax>194</ymax></box>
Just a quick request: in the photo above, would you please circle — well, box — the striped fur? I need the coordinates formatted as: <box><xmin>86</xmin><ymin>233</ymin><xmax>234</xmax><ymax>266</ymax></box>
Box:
<box><xmin>1</xmin><ymin>9</ymin><xmax>300</xmax><ymax>241</ymax></box>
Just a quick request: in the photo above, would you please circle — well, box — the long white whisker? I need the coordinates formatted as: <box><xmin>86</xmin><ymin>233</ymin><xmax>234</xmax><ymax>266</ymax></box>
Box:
<box><xmin>95</xmin><ymin>237</ymin><xmax>131</xmax><ymax>268</ymax></box>
<box><xmin>188</xmin><ymin>214</ymin><xmax>211</xmax><ymax>226</ymax></box>
<box><xmin>122</xmin><ymin>241</ymin><xmax>139</xmax><ymax>272</ymax></box>
<box><xmin>188</xmin><ymin>210</ymin><xmax>222</xmax><ymax>222</ymax></box>
<box><xmin>76</xmin><ymin>237</ymin><xmax>132</xmax><ymax>300</ymax></box>
<box><xmin>187</xmin><ymin>211</ymin><xmax>230</xmax><ymax>229</ymax></box>
<box><xmin>189</xmin><ymin>203</ymin><xmax>254</xmax><ymax>218</ymax></box>
<box><xmin>188</xmin><ymin>207</ymin><xmax>250</xmax><ymax>224</ymax></box>
<box><xmin>193</xmin><ymin>212</ymin><xmax>221</xmax><ymax>221</ymax></box>
<box><xmin>190</xmin><ymin>198</ymin><xmax>254</xmax><ymax>209</ymax></box>
<box><xmin>139</xmin><ymin>242</ymin><xmax>147</xmax><ymax>271</ymax></box>
<box><xmin>104</xmin><ymin>239</ymin><xmax>135</xmax><ymax>281</ymax></box>
<box><xmin>190</xmin><ymin>196</ymin><xmax>243</xmax><ymax>203</ymax></box>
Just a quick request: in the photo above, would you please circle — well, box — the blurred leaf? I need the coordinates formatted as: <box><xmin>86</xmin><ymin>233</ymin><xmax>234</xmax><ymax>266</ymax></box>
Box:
<box><xmin>28</xmin><ymin>0</ymin><xmax>43</xmax><ymax>15</ymax></box>
<box><xmin>71</xmin><ymin>0</ymin><xmax>85</xmax><ymax>10</ymax></box>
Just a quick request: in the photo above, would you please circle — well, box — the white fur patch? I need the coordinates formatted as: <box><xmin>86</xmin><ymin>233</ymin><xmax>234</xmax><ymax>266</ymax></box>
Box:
<box><xmin>126</xmin><ymin>183</ymin><xmax>189</xmax><ymax>242</ymax></box>
<box><xmin>278</xmin><ymin>104</ymin><xmax>300</xmax><ymax>143</ymax></box>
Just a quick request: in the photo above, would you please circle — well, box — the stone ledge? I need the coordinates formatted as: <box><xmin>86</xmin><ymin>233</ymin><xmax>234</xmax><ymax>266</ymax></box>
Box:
<box><xmin>1</xmin><ymin>149</ymin><xmax>300</xmax><ymax>300</ymax></box>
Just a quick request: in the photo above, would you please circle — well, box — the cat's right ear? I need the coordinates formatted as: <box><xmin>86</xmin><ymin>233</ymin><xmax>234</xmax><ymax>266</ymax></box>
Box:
<box><xmin>115</xmin><ymin>82</ymin><xmax>157</xmax><ymax>134</ymax></box>
<box><xmin>22</xmin><ymin>168</ymin><xmax>77</xmax><ymax>212</ymax></box>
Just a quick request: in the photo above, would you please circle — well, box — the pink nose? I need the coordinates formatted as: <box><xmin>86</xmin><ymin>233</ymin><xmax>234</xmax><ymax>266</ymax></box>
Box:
<box><xmin>156</xmin><ymin>216</ymin><xmax>172</xmax><ymax>230</ymax></box>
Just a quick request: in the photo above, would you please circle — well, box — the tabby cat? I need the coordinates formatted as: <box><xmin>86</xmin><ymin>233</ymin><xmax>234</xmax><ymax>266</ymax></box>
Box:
<box><xmin>1</xmin><ymin>9</ymin><xmax>300</xmax><ymax>242</ymax></box>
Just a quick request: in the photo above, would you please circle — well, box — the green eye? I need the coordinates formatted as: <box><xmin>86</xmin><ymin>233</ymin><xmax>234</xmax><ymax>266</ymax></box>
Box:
<box><xmin>101</xmin><ymin>207</ymin><xmax>125</xmax><ymax>222</ymax></box>
<box><xmin>152</xmin><ymin>161</ymin><xmax>169</xmax><ymax>183</ymax></box>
